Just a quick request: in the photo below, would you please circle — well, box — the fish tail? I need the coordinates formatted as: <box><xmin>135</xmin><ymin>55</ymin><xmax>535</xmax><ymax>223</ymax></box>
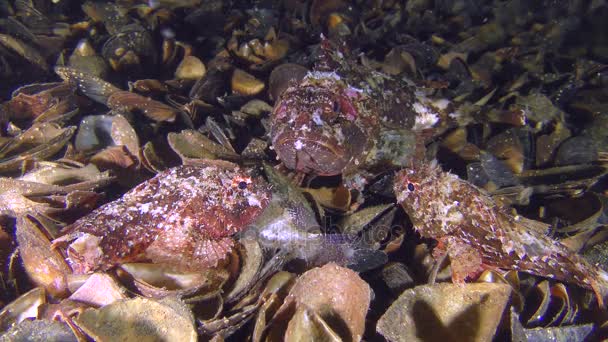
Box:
<box><xmin>304</xmin><ymin>234</ymin><xmax>387</xmax><ymax>273</ymax></box>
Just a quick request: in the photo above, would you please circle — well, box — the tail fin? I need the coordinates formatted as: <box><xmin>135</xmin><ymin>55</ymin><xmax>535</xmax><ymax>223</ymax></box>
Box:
<box><xmin>302</xmin><ymin>234</ymin><xmax>387</xmax><ymax>273</ymax></box>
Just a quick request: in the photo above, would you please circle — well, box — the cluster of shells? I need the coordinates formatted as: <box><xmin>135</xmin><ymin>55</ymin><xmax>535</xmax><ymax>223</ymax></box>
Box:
<box><xmin>1</xmin><ymin>0</ymin><xmax>607</xmax><ymax>341</ymax></box>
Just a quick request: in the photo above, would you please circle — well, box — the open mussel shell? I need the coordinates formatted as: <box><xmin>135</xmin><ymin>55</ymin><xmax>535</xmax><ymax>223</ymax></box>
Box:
<box><xmin>101</xmin><ymin>24</ymin><xmax>157</xmax><ymax>75</ymax></box>
<box><xmin>309</xmin><ymin>0</ymin><xmax>352</xmax><ymax>32</ymax></box>
<box><xmin>116</xmin><ymin>262</ymin><xmax>232</xmax><ymax>299</ymax></box>
<box><xmin>140</xmin><ymin>141</ymin><xmax>167</xmax><ymax>173</ymax></box>
<box><xmin>262</xmin><ymin>263</ymin><xmax>371</xmax><ymax>342</ymax></box>
<box><xmin>73</xmin><ymin>297</ymin><xmax>197</xmax><ymax>342</ymax></box>
<box><xmin>228</xmin><ymin>33</ymin><xmax>289</xmax><ymax>68</ymax></box>
<box><xmin>0</xmin><ymin>288</ymin><xmax>46</xmax><ymax>331</ymax></box>
<box><xmin>535</xmin><ymin>121</ymin><xmax>571</xmax><ymax>167</ymax></box>
<box><xmin>249</xmin><ymin>272</ymin><xmax>297</xmax><ymax>341</ymax></box>
<box><xmin>303</xmin><ymin>185</ymin><xmax>352</xmax><ymax>212</ymax></box>
<box><xmin>18</xmin><ymin>162</ymin><xmax>113</xmax><ymax>192</ymax></box>
<box><xmin>224</xmin><ymin>237</ymin><xmax>265</xmax><ymax>304</ymax></box>
<box><xmin>520</xmin><ymin>279</ymin><xmax>587</xmax><ymax>328</ymax></box>
<box><xmin>479</xmin><ymin>269</ymin><xmax>589</xmax><ymax>329</ymax></box>
<box><xmin>107</xmin><ymin>91</ymin><xmax>178</xmax><ymax>123</ymax></box>
<box><xmin>268</xmin><ymin>63</ymin><xmax>308</xmax><ymax>101</ymax></box>
<box><xmin>509</xmin><ymin>308</ymin><xmax>595</xmax><ymax>342</ymax></box>
<box><xmin>15</xmin><ymin>215</ymin><xmax>70</xmax><ymax>298</ymax></box>
<box><xmin>377</xmin><ymin>283</ymin><xmax>512</xmax><ymax>342</ymax></box>
<box><xmin>75</xmin><ymin>114</ymin><xmax>138</xmax><ymax>154</ymax></box>
<box><xmin>485</xmin><ymin>128</ymin><xmax>527</xmax><ymax>175</ymax></box>
<box><xmin>0</xmin><ymin>34</ymin><xmax>48</xmax><ymax>72</ymax></box>
<box><xmin>167</xmin><ymin>129</ymin><xmax>239</xmax><ymax>162</ymax></box>
<box><xmin>4</xmin><ymin>82</ymin><xmax>78</xmax><ymax>123</ymax></box>
<box><xmin>0</xmin><ymin>319</ymin><xmax>78</xmax><ymax>342</ymax></box>
<box><xmin>517</xmin><ymin>164</ymin><xmax>608</xmax><ymax>195</ymax></box>
<box><xmin>543</xmin><ymin>192</ymin><xmax>604</xmax><ymax>235</ymax></box>
<box><xmin>189</xmin><ymin>60</ymin><xmax>232</xmax><ymax>104</ymax></box>
<box><xmin>284</xmin><ymin>306</ymin><xmax>343</xmax><ymax>341</ymax></box>
<box><xmin>0</xmin><ymin>163</ymin><xmax>111</xmax><ymax>226</ymax></box>
<box><xmin>0</xmin><ymin>123</ymin><xmax>76</xmax><ymax>173</ymax></box>
<box><xmin>68</xmin><ymin>40</ymin><xmax>109</xmax><ymax>79</ymax></box>
<box><xmin>338</xmin><ymin>203</ymin><xmax>394</xmax><ymax>233</ymax></box>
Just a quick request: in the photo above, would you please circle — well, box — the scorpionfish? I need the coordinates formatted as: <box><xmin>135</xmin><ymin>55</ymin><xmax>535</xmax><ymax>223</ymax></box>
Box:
<box><xmin>270</xmin><ymin>39</ymin><xmax>456</xmax><ymax>183</ymax></box>
<box><xmin>394</xmin><ymin>160</ymin><xmax>608</xmax><ymax>306</ymax></box>
<box><xmin>54</xmin><ymin>162</ymin><xmax>271</xmax><ymax>274</ymax></box>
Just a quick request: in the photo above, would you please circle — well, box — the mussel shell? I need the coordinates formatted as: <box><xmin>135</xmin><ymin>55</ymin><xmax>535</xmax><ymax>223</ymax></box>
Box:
<box><xmin>268</xmin><ymin>63</ymin><xmax>308</xmax><ymax>101</ymax></box>
<box><xmin>107</xmin><ymin>91</ymin><xmax>177</xmax><ymax>122</ymax></box>
<box><xmin>101</xmin><ymin>24</ymin><xmax>157</xmax><ymax>74</ymax></box>
<box><xmin>554</xmin><ymin>136</ymin><xmax>598</xmax><ymax>166</ymax></box>
<box><xmin>189</xmin><ymin>65</ymin><xmax>232</xmax><ymax>103</ymax></box>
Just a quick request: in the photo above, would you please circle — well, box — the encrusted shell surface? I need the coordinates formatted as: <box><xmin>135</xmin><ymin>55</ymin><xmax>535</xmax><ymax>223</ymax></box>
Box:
<box><xmin>56</xmin><ymin>163</ymin><xmax>271</xmax><ymax>274</ymax></box>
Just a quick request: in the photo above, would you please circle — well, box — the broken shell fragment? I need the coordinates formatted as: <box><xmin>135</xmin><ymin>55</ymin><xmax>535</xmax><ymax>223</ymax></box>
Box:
<box><xmin>175</xmin><ymin>55</ymin><xmax>206</xmax><ymax>80</ymax></box>
<box><xmin>68</xmin><ymin>273</ymin><xmax>127</xmax><ymax>307</ymax></box>
<box><xmin>231</xmin><ymin>69</ymin><xmax>265</xmax><ymax>96</ymax></box>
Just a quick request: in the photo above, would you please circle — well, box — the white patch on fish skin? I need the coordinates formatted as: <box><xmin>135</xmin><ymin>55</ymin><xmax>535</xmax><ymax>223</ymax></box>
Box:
<box><xmin>247</xmin><ymin>195</ymin><xmax>262</xmax><ymax>207</ymax></box>
<box><xmin>305</xmin><ymin>71</ymin><xmax>341</xmax><ymax>81</ymax></box>
<box><xmin>412</xmin><ymin>102</ymin><xmax>439</xmax><ymax>130</ymax></box>
<box><xmin>294</xmin><ymin>140</ymin><xmax>304</xmax><ymax>150</ymax></box>
<box><xmin>312</xmin><ymin>110</ymin><xmax>324</xmax><ymax>125</ymax></box>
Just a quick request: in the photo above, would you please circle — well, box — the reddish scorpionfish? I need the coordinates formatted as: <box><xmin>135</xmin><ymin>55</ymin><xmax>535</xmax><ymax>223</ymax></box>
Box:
<box><xmin>394</xmin><ymin>160</ymin><xmax>608</xmax><ymax>306</ymax></box>
<box><xmin>53</xmin><ymin>163</ymin><xmax>271</xmax><ymax>274</ymax></box>
<box><xmin>270</xmin><ymin>39</ymin><xmax>456</xmax><ymax>184</ymax></box>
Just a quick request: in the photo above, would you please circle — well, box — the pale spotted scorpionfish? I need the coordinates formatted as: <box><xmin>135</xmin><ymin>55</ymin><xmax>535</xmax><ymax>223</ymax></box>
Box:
<box><xmin>394</xmin><ymin>159</ymin><xmax>608</xmax><ymax>306</ymax></box>
<box><xmin>53</xmin><ymin>162</ymin><xmax>384</xmax><ymax>274</ymax></box>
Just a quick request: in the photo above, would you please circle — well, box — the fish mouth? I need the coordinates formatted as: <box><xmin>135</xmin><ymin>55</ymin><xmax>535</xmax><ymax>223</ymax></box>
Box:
<box><xmin>274</xmin><ymin>135</ymin><xmax>348</xmax><ymax>176</ymax></box>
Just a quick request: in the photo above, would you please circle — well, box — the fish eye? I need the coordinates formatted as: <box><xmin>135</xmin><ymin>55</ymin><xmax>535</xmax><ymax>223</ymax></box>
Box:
<box><xmin>407</xmin><ymin>183</ymin><xmax>415</xmax><ymax>192</ymax></box>
<box><xmin>332</xmin><ymin>100</ymin><xmax>341</xmax><ymax>113</ymax></box>
<box><xmin>238</xmin><ymin>181</ymin><xmax>248</xmax><ymax>189</ymax></box>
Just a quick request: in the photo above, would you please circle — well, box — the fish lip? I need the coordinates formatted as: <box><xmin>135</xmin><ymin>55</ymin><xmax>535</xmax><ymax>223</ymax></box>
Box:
<box><xmin>274</xmin><ymin>134</ymin><xmax>348</xmax><ymax>176</ymax></box>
